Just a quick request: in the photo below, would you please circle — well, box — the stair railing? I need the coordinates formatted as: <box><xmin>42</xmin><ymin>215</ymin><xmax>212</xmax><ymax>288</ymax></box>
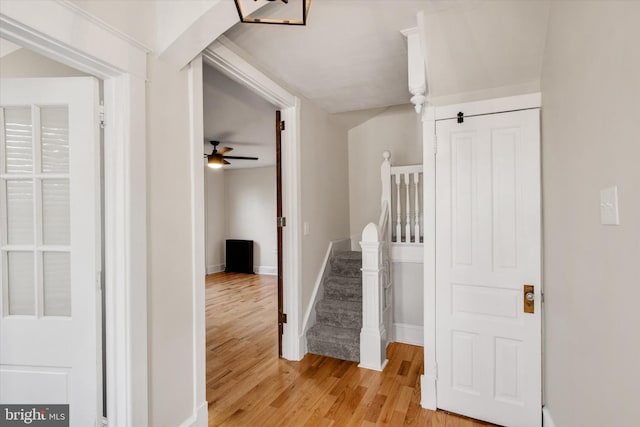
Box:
<box><xmin>381</xmin><ymin>151</ymin><xmax>423</xmax><ymax>244</ymax></box>
<box><xmin>359</xmin><ymin>200</ymin><xmax>391</xmax><ymax>371</ymax></box>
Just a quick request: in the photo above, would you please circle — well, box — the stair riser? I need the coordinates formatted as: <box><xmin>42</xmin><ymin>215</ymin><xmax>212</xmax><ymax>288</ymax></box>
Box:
<box><xmin>330</xmin><ymin>261</ymin><xmax>362</xmax><ymax>278</ymax></box>
<box><xmin>324</xmin><ymin>287</ymin><xmax>361</xmax><ymax>302</ymax></box>
<box><xmin>316</xmin><ymin>310</ymin><xmax>362</xmax><ymax>329</ymax></box>
<box><xmin>307</xmin><ymin>338</ymin><xmax>359</xmax><ymax>363</ymax></box>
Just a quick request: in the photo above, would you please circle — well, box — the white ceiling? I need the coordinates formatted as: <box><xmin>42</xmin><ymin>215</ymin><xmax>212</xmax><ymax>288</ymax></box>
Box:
<box><xmin>203</xmin><ymin>64</ymin><xmax>276</xmax><ymax>169</ymax></box>
<box><xmin>221</xmin><ymin>0</ymin><xmax>550</xmax><ymax>113</ymax></box>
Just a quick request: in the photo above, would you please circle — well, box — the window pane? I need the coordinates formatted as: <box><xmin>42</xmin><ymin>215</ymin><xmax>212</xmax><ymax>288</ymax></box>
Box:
<box><xmin>4</xmin><ymin>107</ymin><xmax>33</xmax><ymax>174</ymax></box>
<box><xmin>6</xmin><ymin>179</ymin><xmax>34</xmax><ymax>244</ymax></box>
<box><xmin>43</xmin><ymin>252</ymin><xmax>71</xmax><ymax>316</ymax></box>
<box><xmin>7</xmin><ymin>251</ymin><xmax>35</xmax><ymax>315</ymax></box>
<box><xmin>40</xmin><ymin>107</ymin><xmax>69</xmax><ymax>174</ymax></box>
<box><xmin>42</xmin><ymin>179</ymin><xmax>70</xmax><ymax>245</ymax></box>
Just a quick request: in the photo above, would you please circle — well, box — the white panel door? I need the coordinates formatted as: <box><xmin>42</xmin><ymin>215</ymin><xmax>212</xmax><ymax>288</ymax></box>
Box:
<box><xmin>435</xmin><ymin>109</ymin><xmax>541</xmax><ymax>427</ymax></box>
<box><xmin>0</xmin><ymin>78</ymin><xmax>101</xmax><ymax>425</ymax></box>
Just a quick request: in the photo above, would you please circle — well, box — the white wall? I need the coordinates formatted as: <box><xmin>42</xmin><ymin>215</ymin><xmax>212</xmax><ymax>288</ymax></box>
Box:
<box><xmin>69</xmin><ymin>0</ymin><xmax>157</xmax><ymax>49</ymax></box>
<box><xmin>223</xmin><ymin>167</ymin><xmax>277</xmax><ymax>273</ymax></box>
<box><xmin>392</xmin><ymin>262</ymin><xmax>423</xmax><ymax>345</ymax></box>
<box><xmin>540</xmin><ymin>2</ymin><xmax>640</xmax><ymax>426</ymax></box>
<box><xmin>205</xmin><ymin>167</ymin><xmax>225</xmax><ymax>272</ymax></box>
<box><xmin>0</xmin><ymin>48</ymin><xmax>89</xmax><ymax>77</ymax></box>
<box><xmin>145</xmin><ymin>53</ymin><xmax>195</xmax><ymax>427</ymax></box>
<box><xmin>300</xmin><ymin>99</ymin><xmax>351</xmax><ymax>312</ymax></box>
<box><xmin>346</xmin><ymin>104</ymin><xmax>421</xmax><ymax>245</ymax></box>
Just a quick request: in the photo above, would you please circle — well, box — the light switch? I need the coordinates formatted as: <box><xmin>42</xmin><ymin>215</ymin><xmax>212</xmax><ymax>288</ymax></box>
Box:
<box><xmin>600</xmin><ymin>186</ymin><xmax>620</xmax><ymax>225</ymax></box>
<box><xmin>303</xmin><ymin>221</ymin><xmax>310</xmax><ymax>235</ymax></box>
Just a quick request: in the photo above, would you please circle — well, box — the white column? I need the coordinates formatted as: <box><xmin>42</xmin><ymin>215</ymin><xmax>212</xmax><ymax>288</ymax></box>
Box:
<box><xmin>401</xmin><ymin>27</ymin><xmax>427</xmax><ymax>114</ymax></box>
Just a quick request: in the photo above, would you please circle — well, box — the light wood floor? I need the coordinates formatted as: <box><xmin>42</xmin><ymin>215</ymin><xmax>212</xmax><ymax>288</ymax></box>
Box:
<box><xmin>205</xmin><ymin>272</ymin><xmax>495</xmax><ymax>426</ymax></box>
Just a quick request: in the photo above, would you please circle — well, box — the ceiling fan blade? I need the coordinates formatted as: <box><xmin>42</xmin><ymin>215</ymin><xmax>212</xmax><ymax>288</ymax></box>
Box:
<box><xmin>223</xmin><ymin>155</ymin><xmax>259</xmax><ymax>160</ymax></box>
<box><xmin>218</xmin><ymin>146</ymin><xmax>233</xmax><ymax>155</ymax></box>
<box><xmin>224</xmin><ymin>160</ymin><xmax>231</xmax><ymax>165</ymax></box>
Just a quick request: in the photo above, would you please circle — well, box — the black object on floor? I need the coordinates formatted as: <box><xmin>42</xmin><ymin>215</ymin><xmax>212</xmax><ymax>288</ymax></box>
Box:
<box><xmin>226</xmin><ymin>239</ymin><xmax>254</xmax><ymax>274</ymax></box>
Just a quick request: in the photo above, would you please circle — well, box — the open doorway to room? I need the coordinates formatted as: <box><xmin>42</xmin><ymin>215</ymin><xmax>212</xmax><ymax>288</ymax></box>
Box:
<box><xmin>201</xmin><ymin>62</ymin><xmax>283</xmax><ymax>410</ymax></box>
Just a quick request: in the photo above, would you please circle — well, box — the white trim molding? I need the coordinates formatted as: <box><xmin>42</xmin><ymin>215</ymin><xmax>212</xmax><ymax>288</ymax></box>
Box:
<box><xmin>0</xmin><ymin>1</ymin><xmax>149</xmax><ymax>426</ymax></box>
<box><xmin>255</xmin><ymin>266</ymin><xmax>277</xmax><ymax>276</ymax></box>
<box><xmin>188</xmin><ymin>55</ymin><xmax>208</xmax><ymax>427</ymax></box>
<box><xmin>421</xmin><ymin>93</ymin><xmax>543</xmax><ymax>412</ymax></box>
<box><xmin>542</xmin><ymin>406</ymin><xmax>556</xmax><ymax>427</ymax></box>
<box><xmin>393</xmin><ymin>323</ymin><xmax>424</xmax><ymax>346</ymax></box>
<box><xmin>199</xmin><ymin>39</ymin><xmax>303</xmax><ymax>362</ymax></box>
<box><xmin>206</xmin><ymin>264</ymin><xmax>225</xmax><ymax>275</ymax></box>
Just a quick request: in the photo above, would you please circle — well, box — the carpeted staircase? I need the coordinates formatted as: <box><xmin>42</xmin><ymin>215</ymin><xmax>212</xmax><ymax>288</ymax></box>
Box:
<box><xmin>306</xmin><ymin>251</ymin><xmax>362</xmax><ymax>362</ymax></box>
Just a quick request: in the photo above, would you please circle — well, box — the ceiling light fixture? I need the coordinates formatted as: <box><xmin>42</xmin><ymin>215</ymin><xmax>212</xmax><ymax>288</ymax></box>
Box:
<box><xmin>233</xmin><ymin>0</ymin><xmax>311</xmax><ymax>26</ymax></box>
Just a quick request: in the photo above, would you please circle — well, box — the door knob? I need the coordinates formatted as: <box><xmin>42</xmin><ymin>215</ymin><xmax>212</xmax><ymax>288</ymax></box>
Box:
<box><xmin>524</xmin><ymin>285</ymin><xmax>535</xmax><ymax>314</ymax></box>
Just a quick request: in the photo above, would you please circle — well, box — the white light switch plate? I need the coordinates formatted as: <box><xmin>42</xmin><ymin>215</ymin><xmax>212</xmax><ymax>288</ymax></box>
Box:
<box><xmin>600</xmin><ymin>186</ymin><xmax>620</xmax><ymax>225</ymax></box>
<box><xmin>303</xmin><ymin>221</ymin><xmax>310</xmax><ymax>235</ymax></box>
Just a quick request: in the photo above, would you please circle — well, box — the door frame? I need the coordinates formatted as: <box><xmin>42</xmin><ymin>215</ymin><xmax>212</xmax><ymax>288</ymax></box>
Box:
<box><xmin>201</xmin><ymin>38</ymin><xmax>303</xmax><ymax>360</ymax></box>
<box><xmin>188</xmin><ymin>36</ymin><xmax>303</xmax><ymax>420</ymax></box>
<box><xmin>421</xmin><ymin>93</ymin><xmax>542</xmax><ymax>410</ymax></box>
<box><xmin>0</xmin><ymin>2</ymin><xmax>149</xmax><ymax>426</ymax></box>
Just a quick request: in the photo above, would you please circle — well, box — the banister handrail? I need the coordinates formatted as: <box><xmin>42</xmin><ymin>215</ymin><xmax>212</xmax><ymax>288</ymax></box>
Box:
<box><xmin>389</xmin><ymin>164</ymin><xmax>423</xmax><ymax>174</ymax></box>
<box><xmin>378</xmin><ymin>200</ymin><xmax>389</xmax><ymax>240</ymax></box>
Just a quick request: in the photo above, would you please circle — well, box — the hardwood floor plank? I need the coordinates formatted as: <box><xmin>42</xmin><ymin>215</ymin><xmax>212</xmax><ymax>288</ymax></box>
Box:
<box><xmin>205</xmin><ymin>272</ymin><xmax>496</xmax><ymax>427</ymax></box>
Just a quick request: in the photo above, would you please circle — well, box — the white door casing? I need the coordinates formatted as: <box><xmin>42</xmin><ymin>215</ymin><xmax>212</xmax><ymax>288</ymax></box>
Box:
<box><xmin>435</xmin><ymin>108</ymin><xmax>541</xmax><ymax>426</ymax></box>
<box><xmin>0</xmin><ymin>77</ymin><xmax>101</xmax><ymax>425</ymax></box>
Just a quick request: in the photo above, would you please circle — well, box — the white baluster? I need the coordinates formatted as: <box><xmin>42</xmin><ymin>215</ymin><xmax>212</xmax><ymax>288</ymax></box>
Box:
<box><xmin>414</xmin><ymin>172</ymin><xmax>420</xmax><ymax>243</ymax></box>
<box><xmin>405</xmin><ymin>172</ymin><xmax>411</xmax><ymax>242</ymax></box>
<box><xmin>395</xmin><ymin>173</ymin><xmax>401</xmax><ymax>241</ymax></box>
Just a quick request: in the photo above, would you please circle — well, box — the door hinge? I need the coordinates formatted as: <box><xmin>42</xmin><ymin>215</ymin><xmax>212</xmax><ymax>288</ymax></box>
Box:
<box><xmin>99</xmin><ymin>101</ymin><xmax>105</xmax><ymax>129</ymax></box>
<box><xmin>277</xmin><ymin>217</ymin><xmax>286</xmax><ymax>227</ymax></box>
<box><xmin>279</xmin><ymin>312</ymin><xmax>287</xmax><ymax>324</ymax></box>
<box><xmin>280</xmin><ymin>120</ymin><xmax>285</xmax><ymax>131</ymax></box>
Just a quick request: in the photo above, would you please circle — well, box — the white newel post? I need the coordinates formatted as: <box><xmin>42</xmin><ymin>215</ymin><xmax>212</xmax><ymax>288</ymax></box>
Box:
<box><xmin>359</xmin><ymin>223</ymin><xmax>389</xmax><ymax>371</ymax></box>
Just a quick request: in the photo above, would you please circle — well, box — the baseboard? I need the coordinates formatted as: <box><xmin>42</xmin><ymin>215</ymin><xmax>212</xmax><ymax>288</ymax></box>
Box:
<box><xmin>206</xmin><ymin>264</ymin><xmax>224</xmax><ymax>274</ymax></box>
<box><xmin>542</xmin><ymin>406</ymin><xmax>556</xmax><ymax>427</ymax></box>
<box><xmin>393</xmin><ymin>323</ymin><xmax>424</xmax><ymax>346</ymax></box>
<box><xmin>420</xmin><ymin>374</ymin><xmax>437</xmax><ymax>409</ymax></box>
<box><xmin>175</xmin><ymin>401</ymin><xmax>208</xmax><ymax>427</ymax></box>
<box><xmin>254</xmin><ymin>265</ymin><xmax>277</xmax><ymax>275</ymax></box>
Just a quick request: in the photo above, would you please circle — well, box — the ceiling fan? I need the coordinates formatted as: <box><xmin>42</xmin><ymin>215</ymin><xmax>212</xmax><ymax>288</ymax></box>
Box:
<box><xmin>205</xmin><ymin>140</ymin><xmax>259</xmax><ymax>169</ymax></box>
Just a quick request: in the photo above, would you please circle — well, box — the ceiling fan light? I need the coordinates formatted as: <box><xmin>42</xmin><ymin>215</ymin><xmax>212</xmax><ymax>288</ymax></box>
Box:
<box><xmin>208</xmin><ymin>154</ymin><xmax>225</xmax><ymax>169</ymax></box>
